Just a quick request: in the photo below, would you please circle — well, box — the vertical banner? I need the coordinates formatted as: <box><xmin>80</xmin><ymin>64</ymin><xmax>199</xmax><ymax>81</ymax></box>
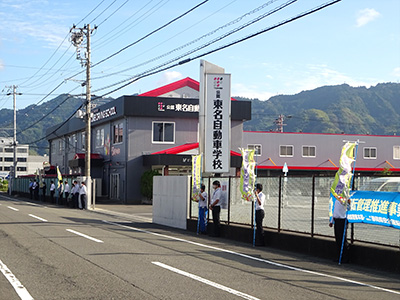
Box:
<box><xmin>191</xmin><ymin>154</ymin><xmax>202</xmax><ymax>201</ymax></box>
<box><xmin>204</xmin><ymin>73</ymin><xmax>231</xmax><ymax>173</ymax></box>
<box><xmin>240</xmin><ymin>148</ymin><xmax>256</xmax><ymax>201</ymax></box>
<box><xmin>329</xmin><ymin>142</ymin><xmax>356</xmax><ymax>221</ymax></box>
<box><xmin>57</xmin><ymin>166</ymin><xmax>63</xmax><ymax>189</ymax></box>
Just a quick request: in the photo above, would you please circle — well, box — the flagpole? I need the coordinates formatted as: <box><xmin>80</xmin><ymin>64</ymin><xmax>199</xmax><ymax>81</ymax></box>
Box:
<box><xmin>253</xmin><ymin>153</ymin><xmax>258</xmax><ymax>247</ymax></box>
<box><xmin>338</xmin><ymin>140</ymin><xmax>359</xmax><ymax>265</ymax></box>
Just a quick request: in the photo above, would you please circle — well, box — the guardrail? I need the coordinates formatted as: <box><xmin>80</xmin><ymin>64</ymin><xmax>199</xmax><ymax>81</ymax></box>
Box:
<box><xmin>189</xmin><ymin>175</ymin><xmax>400</xmax><ymax>249</ymax></box>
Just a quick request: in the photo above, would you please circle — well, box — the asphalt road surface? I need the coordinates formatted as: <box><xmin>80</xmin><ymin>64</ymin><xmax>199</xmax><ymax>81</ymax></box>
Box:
<box><xmin>1</xmin><ymin>194</ymin><xmax>399</xmax><ymax>300</ymax></box>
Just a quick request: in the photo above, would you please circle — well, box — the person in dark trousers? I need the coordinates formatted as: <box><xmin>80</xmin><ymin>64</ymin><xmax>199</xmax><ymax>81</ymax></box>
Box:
<box><xmin>329</xmin><ymin>197</ymin><xmax>350</xmax><ymax>263</ymax></box>
<box><xmin>41</xmin><ymin>180</ymin><xmax>47</xmax><ymax>202</ymax></box>
<box><xmin>209</xmin><ymin>180</ymin><xmax>221</xmax><ymax>237</ymax></box>
<box><xmin>29</xmin><ymin>179</ymin><xmax>33</xmax><ymax>199</ymax></box>
<box><xmin>79</xmin><ymin>182</ymin><xmax>87</xmax><ymax>210</ymax></box>
<box><xmin>254</xmin><ymin>183</ymin><xmax>265</xmax><ymax>246</ymax></box>
<box><xmin>50</xmin><ymin>180</ymin><xmax>56</xmax><ymax>203</ymax></box>
<box><xmin>64</xmin><ymin>181</ymin><xmax>70</xmax><ymax>206</ymax></box>
<box><xmin>73</xmin><ymin>181</ymin><xmax>80</xmax><ymax>209</ymax></box>
<box><xmin>32</xmin><ymin>179</ymin><xmax>39</xmax><ymax>201</ymax></box>
<box><xmin>57</xmin><ymin>180</ymin><xmax>63</xmax><ymax>205</ymax></box>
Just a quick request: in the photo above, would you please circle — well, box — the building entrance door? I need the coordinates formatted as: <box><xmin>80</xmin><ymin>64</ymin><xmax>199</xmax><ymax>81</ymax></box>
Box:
<box><xmin>110</xmin><ymin>173</ymin><xmax>120</xmax><ymax>200</ymax></box>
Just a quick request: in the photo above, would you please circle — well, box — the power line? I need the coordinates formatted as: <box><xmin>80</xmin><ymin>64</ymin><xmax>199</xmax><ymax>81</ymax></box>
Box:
<box><xmin>91</xmin><ymin>0</ymin><xmax>209</xmax><ymax>69</ymax></box>
<box><xmin>91</xmin><ymin>0</ymin><xmax>288</xmax><ymax>81</ymax></box>
<box><xmin>76</xmin><ymin>0</ymin><xmax>106</xmax><ymax>26</ymax></box>
<box><xmin>97</xmin><ymin>0</ymin><xmax>131</xmax><ymax>27</ymax></box>
<box><xmin>89</xmin><ymin>0</ymin><xmax>118</xmax><ymax>24</ymax></box>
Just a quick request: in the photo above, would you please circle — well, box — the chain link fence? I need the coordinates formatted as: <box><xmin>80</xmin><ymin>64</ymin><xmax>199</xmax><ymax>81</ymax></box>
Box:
<box><xmin>189</xmin><ymin>175</ymin><xmax>400</xmax><ymax>249</ymax></box>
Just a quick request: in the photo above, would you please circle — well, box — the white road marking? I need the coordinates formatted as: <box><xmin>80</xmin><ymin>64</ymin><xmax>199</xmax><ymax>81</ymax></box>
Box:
<box><xmin>0</xmin><ymin>259</ymin><xmax>34</xmax><ymax>300</ymax></box>
<box><xmin>7</xmin><ymin>206</ymin><xmax>19</xmax><ymax>211</ymax></box>
<box><xmin>66</xmin><ymin>229</ymin><xmax>104</xmax><ymax>243</ymax></box>
<box><xmin>153</xmin><ymin>261</ymin><xmax>260</xmax><ymax>300</ymax></box>
<box><xmin>28</xmin><ymin>214</ymin><xmax>48</xmax><ymax>222</ymax></box>
<box><xmin>103</xmin><ymin>220</ymin><xmax>400</xmax><ymax>296</ymax></box>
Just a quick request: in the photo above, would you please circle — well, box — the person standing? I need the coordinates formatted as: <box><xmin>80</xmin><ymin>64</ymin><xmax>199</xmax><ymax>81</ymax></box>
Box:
<box><xmin>41</xmin><ymin>180</ymin><xmax>47</xmax><ymax>202</ymax></box>
<box><xmin>254</xmin><ymin>183</ymin><xmax>265</xmax><ymax>246</ymax></box>
<box><xmin>64</xmin><ymin>181</ymin><xmax>70</xmax><ymax>206</ymax></box>
<box><xmin>57</xmin><ymin>180</ymin><xmax>64</xmax><ymax>205</ymax></box>
<box><xmin>197</xmin><ymin>184</ymin><xmax>208</xmax><ymax>234</ymax></box>
<box><xmin>50</xmin><ymin>180</ymin><xmax>56</xmax><ymax>203</ymax></box>
<box><xmin>73</xmin><ymin>181</ymin><xmax>80</xmax><ymax>209</ymax></box>
<box><xmin>29</xmin><ymin>179</ymin><xmax>34</xmax><ymax>199</ymax></box>
<box><xmin>32</xmin><ymin>179</ymin><xmax>39</xmax><ymax>201</ymax></box>
<box><xmin>329</xmin><ymin>197</ymin><xmax>350</xmax><ymax>263</ymax></box>
<box><xmin>209</xmin><ymin>180</ymin><xmax>221</xmax><ymax>237</ymax></box>
<box><xmin>79</xmin><ymin>182</ymin><xmax>87</xmax><ymax>210</ymax></box>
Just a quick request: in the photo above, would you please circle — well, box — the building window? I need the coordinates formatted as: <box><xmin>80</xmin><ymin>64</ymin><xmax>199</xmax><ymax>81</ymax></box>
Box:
<box><xmin>280</xmin><ymin>145</ymin><xmax>294</xmax><ymax>157</ymax></box>
<box><xmin>113</xmin><ymin>123</ymin><xmax>123</xmax><ymax>144</ymax></box>
<box><xmin>0</xmin><ymin>157</ymin><xmax>2</xmax><ymax>161</ymax></box>
<box><xmin>363</xmin><ymin>147</ymin><xmax>377</xmax><ymax>159</ymax></box>
<box><xmin>96</xmin><ymin>128</ymin><xmax>105</xmax><ymax>148</ymax></box>
<box><xmin>4</xmin><ymin>148</ymin><xmax>13</xmax><ymax>153</ymax></box>
<box><xmin>394</xmin><ymin>146</ymin><xmax>400</xmax><ymax>160</ymax></box>
<box><xmin>17</xmin><ymin>157</ymin><xmax>27</xmax><ymax>162</ymax></box>
<box><xmin>17</xmin><ymin>167</ymin><xmax>26</xmax><ymax>172</ymax></box>
<box><xmin>4</xmin><ymin>157</ymin><xmax>13</xmax><ymax>162</ymax></box>
<box><xmin>247</xmin><ymin>144</ymin><xmax>262</xmax><ymax>156</ymax></box>
<box><xmin>4</xmin><ymin>166</ymin><xmax>10</xmax><ymax>171</ymax></box>
<box><xmin>152</xmin><ymin>122</ymin><xmax>175</xmax><ymax>143</ymax></box>
<box><xmin>0</xmin><ymin>147</ymin><xmax>3</xmax><ymax>152</ymax></box>
<box><xmin>17</xmin><ymin>148</ymin><xmax>27</xmax><ymax>153</ymax></box>
<box><xmin>302</xmin><ymin>146</ymin><xmax>316</xmax><ymax>157</ymax></box>
<box><xmin>0</xmin><ymin>167</ymin><xmax>2</xmax><ymax>171</ymax></box>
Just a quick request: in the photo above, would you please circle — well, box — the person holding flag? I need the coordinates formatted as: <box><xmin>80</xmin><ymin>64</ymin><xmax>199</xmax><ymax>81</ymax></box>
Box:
<box><xmin>329</xmin><ymin>142</ymin><xmax>357</xmax><ymax>263</ymax></box>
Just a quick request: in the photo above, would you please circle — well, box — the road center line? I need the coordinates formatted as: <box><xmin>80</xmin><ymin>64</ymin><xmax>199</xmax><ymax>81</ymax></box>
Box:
<box><xmin>28</xmin><ymin>214</ymin><xmax>48</xmax><ymax>222</ymax></box>
<box><xmin>0</xmin><ymin>259</ymin><xmax>34</xmax><ymax>300</ymax></box>
<box><xmin>103</xmin><ymin>220</ymin><xmax>400</xmax><ymax>296</ymax></box>
<box><xmin>66</xmin><ymin>229</ymin><xmax>104</xmax><ymax>243</ymax></box>
<box><xmin>7</xmin><ymin>206</ymin><xmax>19</xmax><ymax>211</ymax></box>
<box><xmin>153</xmin><ymin>261</ymin><xmax>260</xmax><ymax>300</ymax></box>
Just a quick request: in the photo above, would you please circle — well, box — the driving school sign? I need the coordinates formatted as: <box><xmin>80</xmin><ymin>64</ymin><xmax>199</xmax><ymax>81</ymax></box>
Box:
<box><xmin>204</xmin><ymin>74</ymin><xmax>231</xmax><ymax>173</ymax></box>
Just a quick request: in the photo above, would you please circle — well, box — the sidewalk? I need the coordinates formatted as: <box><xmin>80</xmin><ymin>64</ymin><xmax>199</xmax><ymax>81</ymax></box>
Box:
<box><xmin>92</xmin><ymin>203</ymin><xmax>153</xmax><ymax>223</ymax></box>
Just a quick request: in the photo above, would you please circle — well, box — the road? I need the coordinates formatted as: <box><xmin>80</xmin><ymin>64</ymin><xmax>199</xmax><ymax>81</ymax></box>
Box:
<box><xmin>1</xmin><ymin>194</ymin><xmax>399</xmax><ymax>300</ymax></box>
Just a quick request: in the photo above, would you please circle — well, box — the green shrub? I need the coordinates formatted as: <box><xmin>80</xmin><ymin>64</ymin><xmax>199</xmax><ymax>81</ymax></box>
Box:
<box><xmin>140</xmin><ymin>170</ymin><xmax>160</xmax><ymax>200</ymax></box>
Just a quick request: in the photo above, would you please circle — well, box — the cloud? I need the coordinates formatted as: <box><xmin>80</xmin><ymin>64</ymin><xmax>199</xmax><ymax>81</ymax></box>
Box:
<box><xmin>232</xmin><ymin>83</ymin><xmax>275</xmax><ymax>100</ymax></box>
<box><xmin>392</xmin><ymin>67</ymin><xmax>400</xmax><ymax>77</ymax></box>
<box><xmin>157</xmin><ymin>71</ymin><xmax>184</xmax><ymax>85</ymax></box>
<box><xmin>356</xmin><ymin>8</ymin><xmax>381</xmax><ymax>27</ymax></box>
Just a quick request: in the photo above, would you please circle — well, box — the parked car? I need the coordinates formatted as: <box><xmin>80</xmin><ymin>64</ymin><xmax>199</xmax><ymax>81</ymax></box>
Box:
<box><xmin>358</xmin><ymin>177</ymin><xmax>400</xmax><ymax>192</ymax></box>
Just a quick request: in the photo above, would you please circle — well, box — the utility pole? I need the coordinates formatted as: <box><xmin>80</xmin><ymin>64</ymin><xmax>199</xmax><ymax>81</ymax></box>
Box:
<box><xmin>274</xmin><ymin>114</ymin><xmax>292</xmax><ymax>133</ymax></box>
<box><xmin>70</xmin><ymin>24</ymin><xmax>95</xmax><ymax>209</ymax></box>
<box><xmin>6</xmin><ymin>85</ymin><xmax>22</xmax><ymax>195</ymax></box>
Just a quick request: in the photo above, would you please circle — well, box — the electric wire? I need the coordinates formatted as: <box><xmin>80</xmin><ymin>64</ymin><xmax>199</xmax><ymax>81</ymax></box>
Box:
<box><xmin>89</xmin><ymin>0</ymin><xmax>118</xmax><ymax>24</ymax></box>
<box><xmin>91</xmin><ymin>0</ymin><xmax>288</xmax><ymax>81</ymax></box>
<box><xmin>96</xmin><ymin>0</ymin><xmax>131</xmax><ymax>27</ymax></box>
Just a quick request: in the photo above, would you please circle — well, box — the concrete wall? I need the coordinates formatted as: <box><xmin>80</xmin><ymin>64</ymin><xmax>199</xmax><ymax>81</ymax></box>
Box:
<box><xmin>153</xmin><ymin>176</ymin><xmax>190</xmax><ymax>230</ymax></box>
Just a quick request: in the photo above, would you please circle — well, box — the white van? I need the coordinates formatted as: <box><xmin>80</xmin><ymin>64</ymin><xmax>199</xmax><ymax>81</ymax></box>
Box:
<box><xmin>359</xmin><ymin>177</ymin><xmax>400</xmax><ymax>192</ymax></box>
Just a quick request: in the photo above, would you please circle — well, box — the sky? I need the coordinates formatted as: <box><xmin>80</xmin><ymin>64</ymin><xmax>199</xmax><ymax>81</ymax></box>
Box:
<box><xmin>0</xmin><ymin>0</ymin><xmax>399</xmax><ymax>110</ymax></box>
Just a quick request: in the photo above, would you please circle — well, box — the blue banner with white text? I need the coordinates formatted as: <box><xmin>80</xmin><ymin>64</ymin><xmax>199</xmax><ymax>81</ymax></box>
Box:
<box><xmin>347</xmin><ymin>191</ymin><xmax>400</xmax><ymax>229</ymax></box>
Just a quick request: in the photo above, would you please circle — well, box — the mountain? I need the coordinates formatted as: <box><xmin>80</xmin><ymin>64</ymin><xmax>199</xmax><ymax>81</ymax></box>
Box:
<box><xmin>0</xmin><ymin>94</ymin><xmax>114</xmax><ymax>155</ymax></box>
<box><xmin>238</xmin><ymin>82</ymin><xmax>400</xmax><ymax>135</ymax></box>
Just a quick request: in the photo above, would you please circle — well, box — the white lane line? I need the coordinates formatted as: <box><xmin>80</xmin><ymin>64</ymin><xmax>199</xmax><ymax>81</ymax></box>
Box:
<box><xmin>66</xmin><ymin>229</ymin><xmax>104</xmax><ymax>243</ymax></box>
<box><xmin>7</xmin><ymin>206</ymin><xmax>19</xmax><ymax>211</ymax></box>
<box><xmin>153</xmin><ymin>262</ymin><xmax>259</xmax><ymax>300</ymax></box>
<box><xmin>0</xmin><ymin>259</ymin><xmax>34</xmax><ymax>300</ymax></box>
<box><xmin>103</xmin><ymin>220</ymin><xmax>400</xmax><ymax>296</ymax></box>
<box><xmin>28</xmin><ymin>214</ymin><xmax>48</xmax><ymax>222</ymax></box>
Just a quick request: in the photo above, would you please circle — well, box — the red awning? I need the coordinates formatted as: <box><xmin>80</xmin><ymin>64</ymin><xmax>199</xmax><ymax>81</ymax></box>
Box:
<box><xmin>74</xmin><ymin>153</ymin><xmax>103</xmax><ymax>160</ymax></box>
<box><xmin>151</xmin><ymin>142</ymin><xmax>242</xmax><ymax>157</ymax></box>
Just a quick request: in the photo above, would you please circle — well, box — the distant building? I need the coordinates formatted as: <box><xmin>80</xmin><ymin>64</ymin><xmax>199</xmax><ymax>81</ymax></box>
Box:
<box><xmin>0</xmin><ymin>137</ymin><xmax>48</xmax><ymax>178</ymax></box>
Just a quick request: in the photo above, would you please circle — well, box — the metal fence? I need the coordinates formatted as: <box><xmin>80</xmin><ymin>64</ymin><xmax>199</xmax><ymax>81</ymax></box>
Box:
<box><xmin>189</xmin><ymin>175</ymin><xmax>400</xmax><ymax>249</ymax></box>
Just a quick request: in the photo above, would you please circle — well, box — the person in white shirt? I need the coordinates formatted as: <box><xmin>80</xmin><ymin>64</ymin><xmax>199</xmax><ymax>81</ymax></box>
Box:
<box><xmin>57</xmin><ymin>180</ymin><xmax>64</xmax><ymax>205</ymax></box>
<box><xmin>72</xmin><ymin>181</ymin><xmax>80</xmax><ymax>209</ymax></box>
<box><xmin>50</xmin><ymin>180</ymin><xmax>56</xmax><ymax>203</ymax></box>
<box><xmin>64</xmin><ymin>181</ymin><xmax>70</xmax><ymax>204</ymax></box>
<box><xmin>196</xmin><ymin>184</ymin><xmax>208</xmax><ymax>234</ymax></box>
<box><xmin>254</xmin><ymin>183</ymin><xmax>266</xmax><ymax>246</ymax></box>
<box><xmin>209</xmin><ymin>180</ymin><xmax>221</xmax><ymax>237</ymax></box>
<box><xmin>329</xmin><ymin>196</ymin><xmax>350</xmax><ymax>262</ymax></box>
<box><xmin>79</xmin><ymin>182</ymin><xmax>87</xmax><ymax>210</ymax></box>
